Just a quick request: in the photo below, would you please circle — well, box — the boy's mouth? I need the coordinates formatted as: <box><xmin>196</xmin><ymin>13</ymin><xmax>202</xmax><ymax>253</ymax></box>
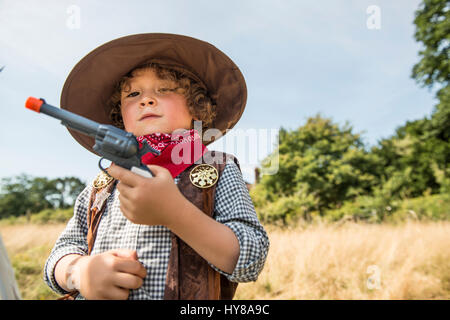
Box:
<box><xmin>140</xmin><ymin>113</ymin><xmax>161</xmax><ymax>121</ymax></box>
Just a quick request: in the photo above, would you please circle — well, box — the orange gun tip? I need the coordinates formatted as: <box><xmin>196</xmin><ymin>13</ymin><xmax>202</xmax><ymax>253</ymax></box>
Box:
<box><xmin>25</xmin><ymin>96</ymin><xmax>43</xmax><ymax>112</ymax></box>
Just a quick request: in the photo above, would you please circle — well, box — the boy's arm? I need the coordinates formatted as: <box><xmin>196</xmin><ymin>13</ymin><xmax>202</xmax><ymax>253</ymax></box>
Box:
<box><xmin>169</xmin><ymin>161</ymin><xmax>269</xmax><ymax>282</ymax></box>
<box><xmin>167</xmin><ymin>198</ymin><xmax>240</xmax><ymax>274</ymax></box>
<box><xmin>54</xmin><ymin>254</ymin><xmax>86</xmax><ymax>292</ymax></box>
<box><xmin>43</xmin><ymin>184</ymin><xmax>92</xmax><ymax>295</ymax></box>
<box><xmin>208</xmin><ymin>161</ymin><xmax>270</xmax><ymax>282</ymax></box>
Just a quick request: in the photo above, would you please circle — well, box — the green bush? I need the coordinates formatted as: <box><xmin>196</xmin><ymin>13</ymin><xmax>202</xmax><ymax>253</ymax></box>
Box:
<box><xmin>258</xmin><ymin>196</ymin><xmax>303</xmax><ymax>225</ymax></box>
<box><xmin>325</xmin><ymin>195</ymin><xmax>399</xmax><ymax>223</ymax></box>
<box><xmin>254</xmin><ymin>185</ymin><xmax>320</xmax><ymax>226</ymax></box>
<box><xmin>0</xmin><ymin>207</ymin><xmax>74</xmax><ymax>225</ymax></box>
<box><xmin>313</xmin><ymin>192</ymin><xmax>449</xmax><ymax>224</ymax></box>
<box><xmin>253</xmin><ymin>182</ymin><xmax>449</xmax><ymax>225</ymax></box>
<box><xmin>389</xmin><ymin>192</ymin><xmax>450</xmax><ymax>222</ymax></box>
<box><xmin>29</xmin><ymin>208</ymin><xmax>73</xmax><ymax>224</ymax></box>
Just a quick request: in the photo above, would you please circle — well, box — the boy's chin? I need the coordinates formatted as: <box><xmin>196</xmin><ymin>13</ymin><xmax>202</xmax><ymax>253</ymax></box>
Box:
<box><xmin>132</xmin><ymin>127</ymin><xmax>190</xmax><ymax>137</ymax></box>
<box><xmin>129</xmin><ymin>126</ymin><xmax>165</xmax><ymax>136</ymax></box>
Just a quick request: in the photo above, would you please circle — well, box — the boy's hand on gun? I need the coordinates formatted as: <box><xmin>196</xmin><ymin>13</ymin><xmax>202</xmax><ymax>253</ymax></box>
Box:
<box><xmin>63</xmin><ymin>249</ymin><xmax>147</xmax><ymax>300</ymax></box>
<box><xmin>107</xmin><ymin>163</ymin><xmax>186</xmax><ymax>227</ymax></box>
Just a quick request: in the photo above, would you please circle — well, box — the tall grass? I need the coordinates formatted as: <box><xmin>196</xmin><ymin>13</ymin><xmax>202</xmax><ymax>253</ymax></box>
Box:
<box><xmin>234</xmin><ymin>221</ymin><xmax>450</xmax><ymax>300</ymax></box>
<box><xmin>0</xmin><ymin>224</ymin><xmax>65</xmax><ymax>299</ymax></box>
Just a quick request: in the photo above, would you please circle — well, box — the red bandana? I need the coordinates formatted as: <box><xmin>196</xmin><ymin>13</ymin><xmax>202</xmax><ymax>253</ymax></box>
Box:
<box><xmin>136</xmin><ymin>129</ymin><xmax>208</xmax><ymax>178</ymax></box>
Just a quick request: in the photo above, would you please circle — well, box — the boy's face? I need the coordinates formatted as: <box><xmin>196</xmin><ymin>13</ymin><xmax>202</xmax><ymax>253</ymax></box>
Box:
<box><xmin>120</xmin><ymin>68</ymin><xmax>194</xmax><ymax>136</ymax></box>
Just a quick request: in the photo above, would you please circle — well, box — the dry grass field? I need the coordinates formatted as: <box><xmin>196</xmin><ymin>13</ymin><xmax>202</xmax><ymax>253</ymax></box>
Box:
<box><xmin>0</xmin><ymin>224</ymin><xmax>66</xmax><ymax>299</ymax></box>
<box><xmin>235</xmin><ymin>221</ymin><xmax>450</xmax><ymax>300</ymax></box>
<box><xmin>1</xmin><ymin>221</ymin><xmax>449</xmax><ymax>300</ymax></box>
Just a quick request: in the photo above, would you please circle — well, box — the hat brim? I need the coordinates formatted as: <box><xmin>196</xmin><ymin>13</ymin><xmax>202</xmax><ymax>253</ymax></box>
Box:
<box><xmin>60</xmin><ymin>33</ymin><xmax>247</xmax><ymax>156</ymax></box>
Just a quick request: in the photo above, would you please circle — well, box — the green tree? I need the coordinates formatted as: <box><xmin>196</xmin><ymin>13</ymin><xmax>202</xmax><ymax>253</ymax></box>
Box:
<box><xmin>411</xmin><ymin>0</ymin><xmax>449</xmax><ymax>153</ymax></box>
<box><xmin>378</xmin><ymin>0</ymin><xmax>450</xmax><ymax>197</ymax></box>
<box><xmin>0</xmin><ymin>175</ymin><xmax>42</xmax><ymax>217</ymax></box>
<box><xmin>50</xmin><ymin>177</ymin><xmax>86</xmax><ymax>209</ymax></box>
<box><xmin>412</xmin><ymin>0</ymin><xmax>449</xmax><ymax>89</ymax></box>
<box><xmin>370</xmin><ymin>121</ymin><xmax>443</xmax><ymax>198</ymax></box>
<box><xmin>252</xmin><ymin>114</ymin><xmax>381</xmax><ymax>222</ymax></box>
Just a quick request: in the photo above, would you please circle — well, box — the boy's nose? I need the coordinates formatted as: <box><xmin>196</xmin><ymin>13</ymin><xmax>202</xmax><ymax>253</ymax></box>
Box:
<box><xmin>140</xmin><ymin>98</ymin><xmax>156</xmax><ymax>107</ymax></box>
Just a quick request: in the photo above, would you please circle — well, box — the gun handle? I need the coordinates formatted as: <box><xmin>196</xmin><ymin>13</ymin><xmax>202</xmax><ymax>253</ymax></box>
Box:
<box><xmin>131</xmin><ymin>166</ymin><xmax>153</xmax><ymax>178</ymax></box>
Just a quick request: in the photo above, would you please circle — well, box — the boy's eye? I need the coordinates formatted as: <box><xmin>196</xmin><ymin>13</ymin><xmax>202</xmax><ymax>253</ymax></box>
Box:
<box><xmin>127</xmin><ymin>91</ymin><xmax>139</xmax><ymax>97</ymax></box>
<box><xmin>125</xmin><ymin>87</ymin><xmax>177</xmax><ymax>98</ymax></box>
<box><xmin>156</xmin><ymin>87</ymin><xmax>172</xmax><ymax>93</ymax></box>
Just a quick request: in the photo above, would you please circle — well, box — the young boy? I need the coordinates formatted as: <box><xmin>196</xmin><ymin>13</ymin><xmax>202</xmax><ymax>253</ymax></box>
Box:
<box><xmin>44</xmin><ymin>33</ymin><xmax>269</xmax><ymax>300</ymax></box>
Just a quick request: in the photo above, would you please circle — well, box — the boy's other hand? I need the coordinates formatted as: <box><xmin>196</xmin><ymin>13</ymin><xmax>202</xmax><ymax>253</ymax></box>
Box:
<box><xmin>73</xmin><ymin>248</ymin><xmax>147</xmax><ymax>300</ymax></box>
<box><xmin>107</xmin><ymin>164</ymin><xmax>187</xmax><ymax>226</ymax></box>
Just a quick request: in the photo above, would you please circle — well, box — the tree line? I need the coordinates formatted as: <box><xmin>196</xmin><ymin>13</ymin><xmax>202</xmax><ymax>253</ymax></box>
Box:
<box><xmin>0</xmin><ymin>175</ymin><xmax>86</xmax><ymax>218</ymax></box>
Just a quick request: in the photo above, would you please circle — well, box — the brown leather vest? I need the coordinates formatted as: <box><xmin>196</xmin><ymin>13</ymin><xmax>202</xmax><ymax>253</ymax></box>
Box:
<box><xmin>61</xmin><ymin>150</ymin><xmax>239</xmax><ymax>300</ymax></box>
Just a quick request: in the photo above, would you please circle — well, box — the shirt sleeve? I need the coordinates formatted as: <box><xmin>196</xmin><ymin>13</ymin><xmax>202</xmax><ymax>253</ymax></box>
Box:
<box><xmin>208</xmin><ymin>160</ymin><xmax>270</xmax><ymax>283</ymax></box>
<box><xmin>43</xmin><ymin>184</ymin><xmax>92</xmax><ymax>295</ymax></box>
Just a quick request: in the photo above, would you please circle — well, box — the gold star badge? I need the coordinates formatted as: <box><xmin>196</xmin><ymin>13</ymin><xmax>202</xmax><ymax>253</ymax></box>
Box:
<box><xmin>189</xmin><ymin>164</ymin><xmax>219</xmax><ymax>188</ymax></box>
<box><xmin>92</xmin><ymin>170</ymin><xmax>114</xmax><ymax>189</ymax></box>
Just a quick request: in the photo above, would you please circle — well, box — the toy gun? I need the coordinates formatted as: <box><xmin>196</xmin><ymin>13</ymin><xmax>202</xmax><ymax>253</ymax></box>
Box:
<box><xmin>25</xmin><ymin>97</ymin><xmax>160</xmax><ymax>178</ymax></box>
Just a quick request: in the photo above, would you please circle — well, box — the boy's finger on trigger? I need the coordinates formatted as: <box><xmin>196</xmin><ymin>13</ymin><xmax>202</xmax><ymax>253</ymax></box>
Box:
<box><xmin>107</xmin><ymin>163</ymin><xmax>127</xmax><ymax>179</ymax></box>
<box><xmin>107</xmin><ymin>164</ymin><xmax>122</xmax><ymax>177</ymax></box>
<box><xmin>117</xmin><ymin>166</ymin><xmax>143</xmax><ymax>186</ymax></box>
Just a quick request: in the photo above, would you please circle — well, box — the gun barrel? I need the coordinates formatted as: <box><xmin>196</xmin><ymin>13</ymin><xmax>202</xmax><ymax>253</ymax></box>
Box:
<box><xmin>25</xmin><ymin>96</ymin><xmax>160</xmax><ymax>177</ymax></box>
<box><xmin>26</xmin><ymin>97</ymin><xmax>99</xmax><ymax>137</ymax></box>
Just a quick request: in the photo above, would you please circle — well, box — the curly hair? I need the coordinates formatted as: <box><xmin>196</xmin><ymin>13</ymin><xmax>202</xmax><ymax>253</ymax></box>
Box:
<box><xmin>107</xmin><ymin>62</ymin><xmax>217</xmax><ymax>136</ymax></box>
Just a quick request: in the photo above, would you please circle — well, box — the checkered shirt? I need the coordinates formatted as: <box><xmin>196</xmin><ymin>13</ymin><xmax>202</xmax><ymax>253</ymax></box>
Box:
<box><xmin>43</xmin><ymin>159</ymin><xmax>270</xmax><ymax>299</ymax></box>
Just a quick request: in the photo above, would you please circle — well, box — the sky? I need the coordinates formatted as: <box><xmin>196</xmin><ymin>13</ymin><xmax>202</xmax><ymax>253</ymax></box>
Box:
<box><xmin>0</xmin><ymin>0</ymin><xmax>439</xmax><ymax>185</ymax></box>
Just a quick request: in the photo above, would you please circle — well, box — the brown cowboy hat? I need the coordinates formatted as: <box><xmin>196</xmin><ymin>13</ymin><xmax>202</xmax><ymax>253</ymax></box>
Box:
<box><xmin>60</xmin><ymin>33</ymin><xmax>247</xmax><ymax>156</ymax></box>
